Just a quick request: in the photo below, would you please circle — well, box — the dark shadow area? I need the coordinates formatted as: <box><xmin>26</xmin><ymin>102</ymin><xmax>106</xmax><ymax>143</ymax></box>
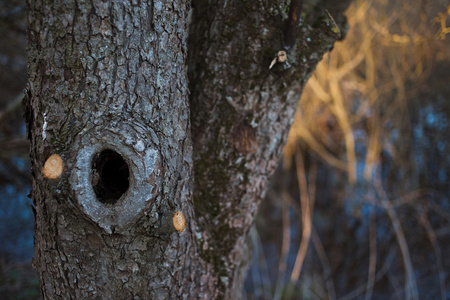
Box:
<box><xmin>92</xmin><ymin>150</ymin><xmax>130</xmax><ymax>205</ymax></box>
<box><xmin>0</xmin><ymin>1</ymin><xmax>39</xmax><ymax>299</ymax></box>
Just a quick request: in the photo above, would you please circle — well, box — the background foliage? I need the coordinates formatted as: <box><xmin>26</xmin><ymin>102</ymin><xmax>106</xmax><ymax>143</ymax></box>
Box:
<box><xmin>248</xmin><ymin>0</ymin><xmax>450</xmax><ymax>299</ymax></box>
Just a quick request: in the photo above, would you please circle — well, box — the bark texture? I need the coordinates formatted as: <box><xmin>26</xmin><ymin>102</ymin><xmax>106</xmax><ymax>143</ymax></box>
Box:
<box><xmin>188</xmin><ymin>0</ymin><xmax>349</xmax><ymax>298</ymax></box>
<box><xmin>24</xmin><ymin>0</ymin><xmax>351</xmax><ymax>298</ymax></box>
<box><xmin>25</xmin><ymin>0</ymin><xmax>214</xmax><ymax>298</ymax></box>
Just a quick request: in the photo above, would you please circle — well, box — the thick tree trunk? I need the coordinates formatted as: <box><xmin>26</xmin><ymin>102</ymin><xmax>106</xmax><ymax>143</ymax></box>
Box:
<box><xmin>24</xmin><ymin>0</ymin><xmax>350</xmax><ymax>298</ymax></box>
<box><xmin>188</xmin><ymin>0</ymin><xmax>350</xmax><ymax>298</ymax></box>
<box><xmin>25</xmin><ymin>0</ymin><xmax>213</xmax><ymax>298</ymax></box>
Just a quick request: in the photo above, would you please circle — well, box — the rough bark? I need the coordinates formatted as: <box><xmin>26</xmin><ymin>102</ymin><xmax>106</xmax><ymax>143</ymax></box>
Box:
<box><xmin>25</xmin><ymin>0</ymin><xmax>214</xmax><ymax>298</ymax></box>
<box><xmin>188</xmin><ymin>0</ymin><xmax>349</xmax><ymax>298</ymax></box>
<box><xmin>24</xmin><ymin>0</ymin><xmax>351</xmax><ymax>298</ymax></box>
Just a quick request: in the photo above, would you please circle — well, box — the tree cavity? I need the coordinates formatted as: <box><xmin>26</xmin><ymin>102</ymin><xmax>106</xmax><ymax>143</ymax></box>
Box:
<box><xmin>92</xmin><ymin>149</ymin><xmax>130</xmax><ymax>205</ymax></box>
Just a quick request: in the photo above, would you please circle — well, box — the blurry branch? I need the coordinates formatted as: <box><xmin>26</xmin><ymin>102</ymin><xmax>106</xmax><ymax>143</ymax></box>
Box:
<box><xmin>328</xmin><ymin>76</ymin><xmax>357</xmax><ymax>183</ymax></box>
<box><xmin>290</xmin><ymin>151</ymin><xmax>316</xmax><ymax>282</ymax></box>
<box><xmin>286</xmin><ymin>0</ymin><xmax>449</xmax><ymax>183</ymax></box>
<box><xmin>364</xmin><ymin>185</ymin><xmax>448</xmax><ymax>299</ymax></box>
<box><xmin>249</xmin><ymin>226</ymin><xmax>272</xmax><ymax>298</ymax></box>
<box><xmin>286</xmin><ymin>123</ymin><xmax>347</xmax><ymax>171</ymax></box>
<box><xmin>429</xmin><ymin>200</ymin><xmax>450</xmax><ymax>220</ymax></box>
<box><xmin>277</xmin><ymin>1</ymin><xmax>450</xmax><ymax>298</ymax></box>
<box><xmin>387</xmin><ymin>267</ymin><xmax>403</xmax><ymax>300</ymax></box>
<box><xmin>416</xmin><ymin>205</ymin><xmax>447</xmax><ymax>300</ymax></box>
<box><xmin>339</xmin><ymin>248</ymin><xmax>396</xmax><ymax>300</ymax></box>
<box><xmin>0</xmin><ymin>93</ymin><xmax>29</xmax><ymax>158</ymax></box>
<box><xmin>0</xmin><ymin>138</ymin><xmax>28</xmax><ymax>153</ymax></box>
<box><xmin>0</xmin><ymin>92</ymin><xmax>23</xmax><ymax>122</ymax></box>
<box><xmin>433</xmin><ymin>2</ymin><xmax>450</xmax><ymax>39</ymax></box>
<box><xmin>389</xmin><ymin>188</ymin><xmax>439</xmax><ymax>207</ymax></box>
<box><xmin>364</xmin><ymin>206</ymin><xmax>377</xmax><ymax>300</ymax></box>
<box><xmin>273</xmin><ymin>191</ymin><xmax>292</xmax><ymax>300</ymax></box>
<box><xmin>374</xmin><ymin>173</ymin><xmax>419</xmax><ymax>300</ymax></box>
<box><xmin>282</xmin><ymin>151</ymin><xmax>318</xmax><ymax>298</ymax></box>
<box><xmin>311</xmin><ymin>226</ymin><xmax>336</xmax><ymax>300</ymax></box>
<box><xmin>435</xmin><ymin>227</ymin><xmax>450</xmax><ymax>238</ymax></box>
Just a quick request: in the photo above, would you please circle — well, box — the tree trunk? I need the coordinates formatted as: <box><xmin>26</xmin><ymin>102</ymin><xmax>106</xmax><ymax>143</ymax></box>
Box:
<box><xmin>24</xmin><ymin>0</ymin><xmax>350</xmax><ymax>298</ymax></box>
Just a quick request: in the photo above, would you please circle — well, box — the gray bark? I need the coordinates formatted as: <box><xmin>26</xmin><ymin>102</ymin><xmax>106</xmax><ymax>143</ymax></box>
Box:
<box><xmin>188</xmin><ymin>0</ymin><xmax>349</xmax><ymax>297</ymax></box>
<box><xmin>24</xmin><ymin>0</ymin><xmax>350</xmax><ymax>298</ymax></box>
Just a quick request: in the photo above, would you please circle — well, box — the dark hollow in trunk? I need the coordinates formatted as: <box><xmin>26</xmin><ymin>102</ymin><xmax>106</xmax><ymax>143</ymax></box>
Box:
<box><xmin>91</xmin><ymin>149</ymin><xmax>130</xmax><ymax>205</ymax></box>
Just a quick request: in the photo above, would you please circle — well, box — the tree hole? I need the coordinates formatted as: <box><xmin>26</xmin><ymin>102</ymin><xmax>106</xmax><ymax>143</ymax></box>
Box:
<box><xmin>92</xmin><ymin>150</ymin><xmax>130</xmax><ymax>205</ymax></box>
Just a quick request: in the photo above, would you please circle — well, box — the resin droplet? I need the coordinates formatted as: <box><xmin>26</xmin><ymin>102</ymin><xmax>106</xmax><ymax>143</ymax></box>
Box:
<box><xmin>42</xmin><ymin>154</ymin><xmax>63</xmax><ymax>179</ymax></box>
<box><xmin>173</xmin><ymin>211</ymin><xmax>186</xmax><ymax>233</ymax></box>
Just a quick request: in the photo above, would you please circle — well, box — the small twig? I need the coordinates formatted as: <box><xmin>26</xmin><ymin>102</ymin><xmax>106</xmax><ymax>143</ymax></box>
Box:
<box><xmin>339</xmin><ymin>248</ymin><xmax>396</xmax><ymax>300</ymax></box>
<box><xmin>308</xmin><ymin>159</ymin><xmax>317</xmax><ymax>209</ymax></box>
<box><xmin>290</xmin><ymin>150</ymin><xmax>314</xmax><ymax>282</ymax></box>
<box><xmin>311</xmin><ymin>226</ymin><xmax>336</xmax><ymax>300</ymax></box>
<box><xmin>374</xmin><ymin>173</ymin><xmax>419</xmax><ymax>300</ymax></box>
<box><xmin>0</xmin><ymin>92</ymin><xmax>24</xmax><ymax>122</ymax></box>
<box><xmin>325</xmin><ymin>9</ymin><xmax>341</xmax><ymax>38</ymax></box>
<box><xmin>249</xmin><ymin>226</ymin><xmax>272</xmax><ymax>298</ymax></box>
<box><xmin>364</xmin><ymin>206</ymin><xmax>377</xmax><ymax>300</ymax></box>
<box><xmin>274</xmin><ymin>191</ymin><xmax>292</xmax><ymax>300</ymax></box>
<box><xmin>417</xmin><ymin>205</ymin><xmax>447</xmax><ymax>300</ymax></box>
<box><xmin>284</xmin><ymin>0</ymin><xmax>303</xmax><ymax>50</ymax></box>
<box><xmin>387</xmin><ymin>268</ymin><xmax>403</xmax><ymax>300</ymax></box>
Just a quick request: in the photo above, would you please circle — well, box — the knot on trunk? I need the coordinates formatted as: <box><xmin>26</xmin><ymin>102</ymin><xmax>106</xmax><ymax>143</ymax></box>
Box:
<box><xmin>70</xmin><ymin>124</ymin><xmax>161</xmax><ymax>233</ymax></box>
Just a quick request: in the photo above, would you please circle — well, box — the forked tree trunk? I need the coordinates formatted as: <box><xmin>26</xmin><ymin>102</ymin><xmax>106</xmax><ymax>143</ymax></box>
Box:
<box><xmin>24</xmin><ymin>0</ymin><xmax>350</xmax><ymax>298</ymax></box>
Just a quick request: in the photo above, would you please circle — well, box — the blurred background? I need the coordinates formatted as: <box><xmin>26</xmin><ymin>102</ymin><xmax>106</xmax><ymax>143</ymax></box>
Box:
<box><xmin>247</xmin><ymin>0</ymin><xmax>450</xmax><ymax>299</ymax></box>
<box><xmin>0</xmin><ymin>0</ymin><xmax>38</xmax><ymax>299</ymax></box>
<box><xmin>0</xmin><ymin>0</ymin><xmax>449</xmax><ymax>299</ymax></box>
